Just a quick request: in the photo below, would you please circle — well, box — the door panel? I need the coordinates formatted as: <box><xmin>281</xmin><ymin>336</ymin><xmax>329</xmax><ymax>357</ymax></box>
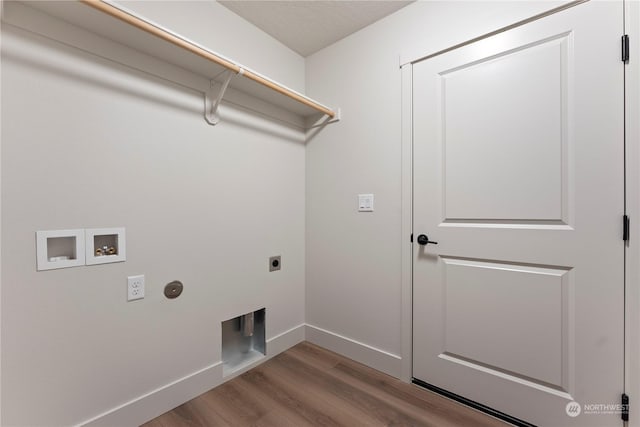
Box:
<box><xmin>442</xmin><ymin>35</ymin><xmax>567</xmax><ymax>222</ymax></box>
<box><xmin>412</xmin><ymin>2</ymin><xmax>624</xmax><ymax>426</ymax></box>
<box><xmin>443</xmin><ymin>258</ymin><xmax>567</xmax><ymax>388</ymax></box>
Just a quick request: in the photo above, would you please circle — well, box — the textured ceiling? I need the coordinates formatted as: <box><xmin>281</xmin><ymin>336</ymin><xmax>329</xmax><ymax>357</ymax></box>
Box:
<box><xmin>218</xmin><ymin>1</ymin><xmax>414</xmax><ymax>57</ymax></box>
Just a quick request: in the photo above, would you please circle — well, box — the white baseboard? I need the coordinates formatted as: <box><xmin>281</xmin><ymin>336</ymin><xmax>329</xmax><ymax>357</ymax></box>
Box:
<box><xmin>81</xmin><ymin>362</ymin><xmax>223</xmax><ymax>427</ymax></box>
<box><xmin>79</xmin><ymin>324</ymin><xmax>403</xmax><ymax>426</ymax></box>
<box><xmin>305</xmin><ymin>324</ymin><xmax>402</xmax><ymax>378</ymax></box>
<box><xmin>80</xmin><ymin>324</ymin><xmax>306</xmax><ymax>427</ymax></box>
<box><xmin>267</xmin><ymin>323</ymin><xmax>307</xmax><ymax>357</ymax></box>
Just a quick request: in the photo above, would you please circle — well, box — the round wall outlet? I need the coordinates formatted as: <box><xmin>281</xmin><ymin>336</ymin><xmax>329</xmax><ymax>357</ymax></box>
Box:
<box><xmin>269</xmin><ymin>256</ymin><xmax>281</xmax><ymax>272</ymax></box>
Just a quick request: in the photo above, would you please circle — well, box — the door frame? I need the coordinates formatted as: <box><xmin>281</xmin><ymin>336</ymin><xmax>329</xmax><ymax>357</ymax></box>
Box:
<box><xmin>624</xmin><ymin>2</ymin><xmax>639</xmax><ymax>427</ymax></box>
<box><xmin>399</xmin><ymin>3</ymin><xmax>638</xmax><ymax>426</ymax></box>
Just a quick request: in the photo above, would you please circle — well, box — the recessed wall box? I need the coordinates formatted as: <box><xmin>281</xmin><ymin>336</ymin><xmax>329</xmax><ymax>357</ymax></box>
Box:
<box><xmin>36</xmin><ymin>229</ymin><xmax>85</xmax><ymax>271</ymax></box>
<box><xmin>85</xmin><ymin>227</ymin><xmax>126</xmax><ymax>265</ymax></box>
<box><xmin>222</xmin><ymin>308</ymin><xmax>266</xmax><ymax>377</ymax></box>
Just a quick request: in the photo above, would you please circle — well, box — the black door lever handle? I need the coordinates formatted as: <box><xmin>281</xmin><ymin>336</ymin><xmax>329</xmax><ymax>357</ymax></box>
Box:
<box><xmin>417</xmin><ymin>234</ymin><xmax>438</xmax><ymax>246</ymax></box>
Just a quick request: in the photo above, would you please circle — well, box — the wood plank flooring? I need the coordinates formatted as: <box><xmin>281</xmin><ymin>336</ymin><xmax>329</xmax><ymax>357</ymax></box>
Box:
<box><xmin>143</xmin><ymin>342</ymin><xmax>509</xmax><ymax>427</ymax></box>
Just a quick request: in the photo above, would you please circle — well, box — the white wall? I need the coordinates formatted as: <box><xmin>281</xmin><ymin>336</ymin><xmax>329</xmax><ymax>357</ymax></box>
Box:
<box><xmin>1</xmin><ymin>1</ymin><xmax>306</xmax><ymax>426</ymax></box>
<box><xmin>305</xmin><ymin>1</ymin><xmax>569</xmax><ymax>377</ymax></box>
<box><xmin>118</xmin><ymin>1</ymin><xmax>305</xmax><ymax>94</ymax></box>
<box><xmin>3</xmin><ymin>1</ymin><xmax>638</xmax><ymax>426</ymax></box>
<box><xmin>0</xmin><ymin>2</ymin><xmax>4</xmax><ymax>425</ymax></box>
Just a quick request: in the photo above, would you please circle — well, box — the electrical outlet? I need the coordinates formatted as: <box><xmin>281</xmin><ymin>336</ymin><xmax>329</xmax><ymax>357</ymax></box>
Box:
<box><xmin>127</xmin><ymin>275</ymin><xmax>145</xmax><ymax>301</ymax></box>
<box><xmin>269</xmin><ymin>256</ymin><xmax>281</xmax><ymax>272</ymax></box>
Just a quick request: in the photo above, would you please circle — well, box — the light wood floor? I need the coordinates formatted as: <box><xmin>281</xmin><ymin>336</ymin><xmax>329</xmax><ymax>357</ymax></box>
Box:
<box><xmin>143</xmin><ymin>342</ymin><xmax>509</xmax><ymax>427</ymax></box>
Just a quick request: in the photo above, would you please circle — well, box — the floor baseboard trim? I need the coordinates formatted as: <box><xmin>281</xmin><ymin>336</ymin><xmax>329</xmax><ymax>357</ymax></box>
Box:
<box><xmin>79</xmin><ymin>362</ymin><xmax>223</xmax><ymax>427</ymax></box>
<box><xmin>268</xmin><ymin>323</ymin><xmax>306</xmax><ymax>355</ymax></box>
<box><xmin>305</xmin><ymin>324</ymin><xmax>402</xmax><ymax>378</ymax></box>
<box><xmin>79</xmin><ymin>323</ymin><xmax>306</xmax><ymax>427</ymax></box>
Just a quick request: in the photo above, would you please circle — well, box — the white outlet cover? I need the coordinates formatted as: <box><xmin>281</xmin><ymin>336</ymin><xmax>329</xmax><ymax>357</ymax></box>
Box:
<box><xmin>358</xmin><ymin>194</ymin><xmax>374</xmax><ymax>212</ymax></box>
<box><xmin>127</xmin><ymin>275</ymin><xmax>145</xmax><ymax>301</ymax></box>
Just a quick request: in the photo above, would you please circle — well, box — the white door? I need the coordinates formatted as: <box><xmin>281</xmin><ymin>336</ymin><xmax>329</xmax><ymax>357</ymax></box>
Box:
<box><xmin>412</xmin><ymin>2</ymin><xmax>624</xmax><ymax>426</ymax></box>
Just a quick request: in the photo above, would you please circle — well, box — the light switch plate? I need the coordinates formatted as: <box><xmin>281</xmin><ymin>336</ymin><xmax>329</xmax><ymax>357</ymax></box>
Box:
<box><xmin>358</xmin><ymin>194</ymin><xmax>374</xmax><ymax>212</ymax></box>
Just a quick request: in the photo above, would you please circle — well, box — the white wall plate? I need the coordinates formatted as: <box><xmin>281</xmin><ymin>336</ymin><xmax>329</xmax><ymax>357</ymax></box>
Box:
<box><xmin>358</xmin><ymin>194</ymin><xmax>374</xmax><ymax>212</ymax></box>
<box><xmin>36</xmin><ymin>229</ymin><xmax>85</xmax><ymax>271</ymax></box>
<box><xmin>85</xmin><ymin>227</ymin><xmax>126</xmax><ymax>265</ymax></box>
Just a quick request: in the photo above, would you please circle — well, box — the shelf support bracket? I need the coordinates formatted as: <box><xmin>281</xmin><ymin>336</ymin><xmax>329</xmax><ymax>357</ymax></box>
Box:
<box><xmin>306</xmin><ymin>108</ymin><xmax>342</xmax><ymax>130</ymax></box>
<box><xmin>205</xmin><ymin>70</ymin><xmax>237</xmax><ymax>125</ymax></box>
